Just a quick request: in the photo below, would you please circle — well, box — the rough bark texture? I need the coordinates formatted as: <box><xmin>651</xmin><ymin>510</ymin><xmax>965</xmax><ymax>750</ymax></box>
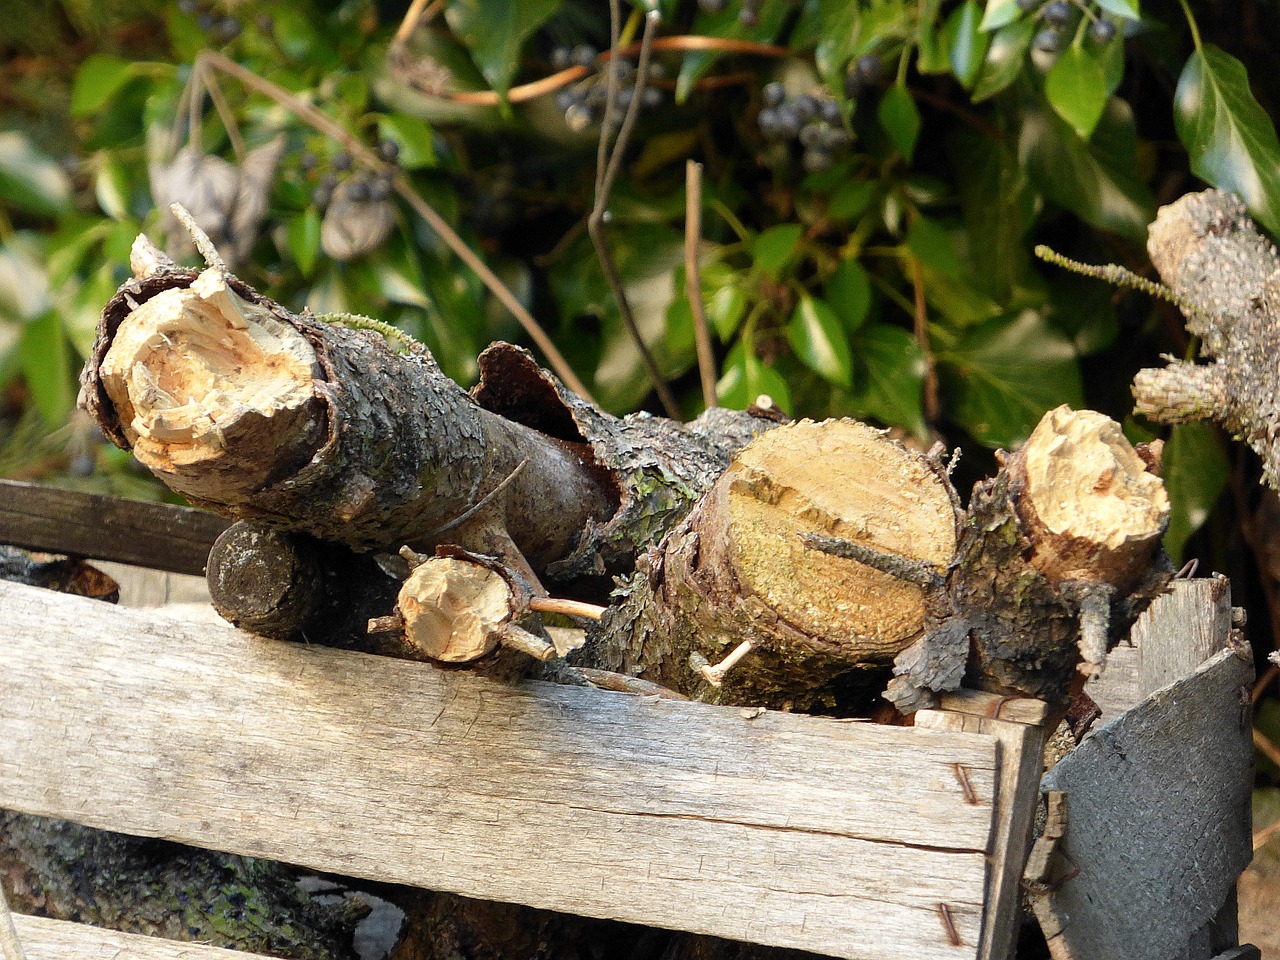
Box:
<box><xmin>581</xmin><ymin>406</ymin><xmax>1170</xmax><ymax>713</ymax></box>
<box><xmin>1135</xmin><ymin>189</ymin><xmax>1280</xmax><ymax>487</ymax></box>
<box><xmin>81</xmin><ymin>253</ymin><xmax>773</xmax><ymax>593</ymax></box>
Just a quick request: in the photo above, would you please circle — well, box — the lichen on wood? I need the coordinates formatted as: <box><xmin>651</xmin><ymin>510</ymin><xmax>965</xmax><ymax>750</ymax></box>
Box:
<box><xmin>1135</xmin><ymin>189</ymin><xmax>1280</xmax><ymax>487</ymax></box>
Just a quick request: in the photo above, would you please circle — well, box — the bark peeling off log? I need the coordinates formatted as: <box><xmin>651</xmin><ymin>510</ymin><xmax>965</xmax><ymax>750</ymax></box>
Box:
<box><xmin>1135</xmin><ymin>189</ymin><xmax>1280</xmax><ymax>487</ymax></box>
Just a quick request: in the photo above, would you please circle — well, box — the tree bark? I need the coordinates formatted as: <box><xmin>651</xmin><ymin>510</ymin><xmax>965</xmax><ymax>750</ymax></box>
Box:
<box><xmin>81</xmin><ymin>247</ymin><xmax>772</xmax><ymax>594</ymax></box>
<box><xmin>1135</xmin><ymin>189</ymin><xmax>1280</xmax><ymax>487</ymax></box>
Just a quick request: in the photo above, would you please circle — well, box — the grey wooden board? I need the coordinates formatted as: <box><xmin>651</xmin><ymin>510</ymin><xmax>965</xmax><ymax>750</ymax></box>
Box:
<box><xmin>1040</xmin><ymin>648</ymin><xmax>1254</xmax><ymax>960</ymax></box>
<box><xmin>11</xmin><ymin>914</ymin><xmax>268</xmax><ymax>959</ymax></box>
<box><xmin>1086</xmin><ymin>579</ymin><xmax>1231</xmax><ymax>723</ymax></box>
<box><xmin>0</xmin><ymin>579</ymin><xmax>997</xmax><ymax>960</ymax></box>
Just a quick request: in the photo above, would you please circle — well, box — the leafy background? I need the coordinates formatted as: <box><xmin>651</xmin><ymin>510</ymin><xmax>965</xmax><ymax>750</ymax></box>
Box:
<box><xmin>2</xmin><ymin>0</ymin><xmax>1280</xmax><ymax>942</ymax></box>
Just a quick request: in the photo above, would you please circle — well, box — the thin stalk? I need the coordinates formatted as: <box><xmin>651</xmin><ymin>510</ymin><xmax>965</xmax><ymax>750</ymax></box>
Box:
<box><xmin>0</xmin><ymin>884</ymin><xmax>26</xmax><ymax>960</ymax></box>
<box><xmin>685</xmin><ymin>159</ymin><xmax>718</xmax><ymax>409</ymax></box>
<box><xmin>907</xmin><ymin>253</ymin><xmax>939</xmax><ymax>425</ymax></box>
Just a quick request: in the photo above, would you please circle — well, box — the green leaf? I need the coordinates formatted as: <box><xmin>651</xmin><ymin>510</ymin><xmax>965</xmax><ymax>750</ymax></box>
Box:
<box><xmin>706</xmin><ymin>284</ymin><xmax>748</xmax><ymax>341</ymax></box>
<box><xmin>0</xmin><ymin>132</ymin><xmax>72</xmax><ymax>218</ymax></box>
<box><xmin>1018</xmin><ymin>100</ymin><xmax>1154</xmax><ymax>245</ymax></box>
<box><xmin>788</xmin><ymin>294</ymin><xmax>853</xmax><ymax>387</ymax></box>
<box><xmin>907</xmin><ymin>216</ymin><xmax>962</xmax><ymax>276</ymax></box>
<box><xmin>936</xmin><ymin>309</ymin><xmax>1084</xmax><ymax>447</ymax></box>
<box><xmin>717</xmin><ymin>341</ymin><xmax>792</xmax><ymax>413</ymax></box>
<box><xmin>878</xmin><ymin>85</ymin><xmax>922</xmax><ymax>161</ymax></box>
<box><xmin>445</xmin><ymin>0</ymin><xmax>562</xmax><ymax>97</ymax></box>
<box><xmin>286</xmin><ymin>209</ymin><xmax>322</xmax><ymax>277</ymax></box>
<box><xmin>828</xmin><ymin>180</ymin><xmax>875</xmax><ymax>220</ymax></box>
<box><xmin>825</xmin><ymin>259</ymin><xmax>872</xmax><ymax>332</ymax></box>
<box><xmin>980</xmin><ymin>0</ymin><xmax>1023</xmax><ymax>32</ymax></box>
<box><xmin>1161</xmin><ymin>421</ymin><xmax>1228</xmax><ymax>562</ymax></box>
<box><xmin>851</xmin><ymin>323</ymin><xmax>927</xmax><ymax>438</ymax></box>
<box><xmin>1046</xmin><ymin>46</ymin><xmax>1108</xmax><ymax>139</ymax></box>
<box><xmin>377</xmin><ymin>114</ymin><xmax>436</xmax><ymax>169</ymax></box>
<box><xmin>947</xmin><ymin>0</ymin><xmax>991</xmax><ymax>89</ymax></box>
<box><xmin>972</xmin><ymin>17</ymin><xmax>1036</xmax><ymax>102</ymax></box>
<box><xmin>1094</xmin><ymin>0</ymin><xmax>1139</xmax><ymax>19</ymax></box>
<box><xmin>61</xmin><ymin>264</ymin><xmax>118</xmax><ymax>360</ymax></box>
<box><xmin>71</xmin><ymin>54</ymin><xmax>136</xmax><ymax>116</ymax></box>
<box><xmin>94</xmin><ymin>154</ymin><xmax>132</xmax><ymax>220</ymax></box>
<box><xmin>19</xmin><ymin>310</ymin><xmax>73</xmax><ymax>427</ymax></box>
<box><xmin>952</xmin><ymin>130</ymin><xmax>1036</xmax><ymax>302</ymax></box>
<box><xmin>1175</xmin><ymin>45</ymin><xmax>1280</xmax><ymax>238</ymax></box>
<box><xmin>752</xmin><ymin>224</ymin><xmax>803</xmax><ymax>276</ymax></box>
<box><xmin>678</xmin><ymin>1</ymin><xmax>790</xmax><ymax>101</ymax></box>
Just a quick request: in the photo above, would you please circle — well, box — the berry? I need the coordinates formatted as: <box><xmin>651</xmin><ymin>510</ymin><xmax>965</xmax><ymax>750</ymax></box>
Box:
<box><xmin>333</xmin><ymin>152</ymin><xmax>352</xmax><ymax>172</ymax></box>
<box><xmin>70</xmin><ymin>454</ymin><xmax>95</xmax><ymax>478</ymax></box>
<box><xmin>213</xmin><ymin>16</ymin><xmax>241</xmax><ymax>41</ymax></box>
<box><xmin>1043</xmin><ymin>1</ymin><xmax>1072</xmax><ymax>25</ymax></box>
<box><xmin>763</xmin><ymin>81</ymin><xmax>786</xmax><ymax>107</ymax></box>
<box><xmin>318</xmin><ymin>172</ymin><xmax>338</xmax><ymax>192</ymax></box>
<box><xmin>822</xmin><ymin>126</ymin><xmax>852</xmax><ymax>150</ymax></box>
<box><xmin>572</xmin><ymin>44</ymin><xmax>597</xmax><ymax>68</ymax></box>
<box><xmin>555</xmin><ymin>88</ymin><xmax>578</xmax><ymax>113</ymax></box>
<box><xmin>347</xmin><ymin>179</ymin><xmax>371</xmax><ymax>203</ymax></box>
<box><xmin>819</xmin><ymin>98</ymin><xmax>842</xmax><ymax>124</ymax></box>
<box><xmin>792</xmin><ymin>94</ymin><xmax>819</xmax><ymax>123</ymax></box>
<box><xmin>378</xmin><ymin>139</ymin><xmax>400</xmax><ymax>163</ymax></box>
<box><xmin>1016</xmin><ymin>0</ymin><xmax>1040</xmax><ymax>10</ymax></box>
<box><xmin>856</xmin><ymin>53</ymin><xmax>885</xmax><ymax>83</ymax></box>
<box><xmin>641</xmin><ymin>87</ymin><xmax>662</xmax><ymax>108</ymax></box>
<box><xmin>564</xmin><ymin>102</ymin><xmax>595</xmax><ymax>132</ymax></box>
<box><xmin>312</xmin><ymin>185</ymin><xmax>333</xmax><ymax>208</ymax></box>
<box><xmin>299</xmin><ymin>150</ymin><xmax>318</xmax><ymax>171</ymax></box>
<box><xmin>774</xmin><ymin>107</ymin><xmax>802</xmax><ymax>140</ymax></box>
<box><xmin>698</xmin><ymin>0</ymin><xmax>728</xmax><ymax>11</ymax></box>
<box><xmin>799</xmin><ymin>123</ymin><xmax>823</xmax><ymax>149</ymax></box>
<box><xmin>196</xmin><ymin>10</ymin><xmax>217</xmax><ymax>30</ymax></box>
<box><xmin>177</xmin><ymin>0</ymin><xmax>199</xmax><ymax>13</ymax></box>
<box><xmin>551</xmin><ymin>46</ymin><xmax>572</xmax><ymax>70</ymax></box>
<box><xmin>1089</xmin><ymin>17</ymin><xmax>1116</xmax><ymax>42</ymax></box>
<box><xmin>368</xmin><ymin>176</ymin><xmax>392</xmax><ymax>200</ymax></box>
<box><xmin>1033</xmin><ymin>27</ymin><xmax>1063</xmax><ymax>52</ymax></box>
<box><xmin>758</xmin><ymin>107</ymin><xmax>784</xmax><ymax>140</ymax></box>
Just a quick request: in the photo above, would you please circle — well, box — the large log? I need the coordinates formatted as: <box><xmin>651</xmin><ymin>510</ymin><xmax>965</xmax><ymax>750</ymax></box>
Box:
<box><xmin>80</xmin><ymin>242</ymin><xmax>773</xmax><ymax>593</ymax></box>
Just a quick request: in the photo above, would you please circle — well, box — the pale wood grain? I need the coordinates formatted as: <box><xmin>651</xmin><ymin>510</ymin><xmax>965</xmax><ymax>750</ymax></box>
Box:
<box><xmin>11</xmin><ymin>915</ymin><xmax>267</xmax><ymax>959</ymax></box>
<box><xmin>0</xmin><ymin>579</ymin><xmax>997</xmax><ymax>960</ymax></box>
<box><xmin>916</xmin><ymin>703</ymin><xmax>1048</xmax><ymax>960</ymax></box>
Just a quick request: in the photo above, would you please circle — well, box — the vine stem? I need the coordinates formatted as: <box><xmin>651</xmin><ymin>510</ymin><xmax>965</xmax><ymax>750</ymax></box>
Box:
<box><xmin>686</xmin><ymin>159</ymin><xmax>718</xmax><ymax>409</ymax></box>
<box><xmin>192</xmin><ymin>50</ymin><xmax>595</xmax><ymax>402</ymax></box>
<box><xmin>1178</xmin><ymin>0</ymin><xmax>1204</xmax><ymax>51</ymax></box>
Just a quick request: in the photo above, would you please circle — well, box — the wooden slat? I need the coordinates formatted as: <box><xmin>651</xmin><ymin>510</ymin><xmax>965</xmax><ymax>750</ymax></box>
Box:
<box><xmin>916</xmin><ymin>704</ymin><xmax>1048</xmax><ymax>960</ymax></box>
<box><xmin>0</xmin><ymin>580</ymin><xmax>996</xmax><ymax>960</ymax></box>
<box><xmin>11</xmin><ymin>914</ymin><xmax>268</xmax><ymax>959</ymax></box>
<box><xmin>0</xmin><ymin>479</ymin><xmax>228</xmax><ymax>576</ymax></box>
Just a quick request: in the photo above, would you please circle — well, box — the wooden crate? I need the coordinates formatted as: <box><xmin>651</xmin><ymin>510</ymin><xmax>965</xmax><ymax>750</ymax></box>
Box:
<box><xmin>0</xmin><ymin>576</ymin><xmax>1050</xmax><ymax>960</ymax></box>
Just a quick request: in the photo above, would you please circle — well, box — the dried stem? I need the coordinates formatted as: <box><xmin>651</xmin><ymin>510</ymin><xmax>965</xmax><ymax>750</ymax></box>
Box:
<box><xmin>197</xmin><ymin>59</ymin><xmax>246</xmax><ymax>159</ymax></box>
<box><xmin>391</xmin><ymin>0</ymin><xmax>444</xmax><ymax>48</ymax></box>
<box><xmin>907</xmin><ymin>253</ymin><xmax>939</xmax><ymax>425</ymax></box>
<box><xmin>192</xmin><ymin>50</ymin><xmax>594</xmax><ymax>401</ymax></box>
<box><xmin>802</xmin><ymin>532</ymin><xmax>945</xmax><ymax>589</ymax></box>
<box><xmin>686</xmin><ymin>159</ymin><xmax>717</xmax><ymax>409</ymax></box>
<box><xmin>529</xmin><ymin>596</ymin><xmax>606</xmax><ymax>621</ymax></box>
<box><xmin>588</xmin><ymin>5</ymin><xmax>680</xmax><ymax>418</ymax></box>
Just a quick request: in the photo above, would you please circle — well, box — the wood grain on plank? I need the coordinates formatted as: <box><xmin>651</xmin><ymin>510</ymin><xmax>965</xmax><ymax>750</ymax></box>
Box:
<box><xmin>0</xmin><ymin>579</ymin><xmax>997</xmax><ymax>960</ymax></box>
<box><xmin>12</xmin><ymin>914</ymin><xmax>268</xmax><ymax>959</ymax></box>
<box><xmin>0</xmin><ymin>479</ymin><xmax>227</xmax><ymax>576</ymax></box>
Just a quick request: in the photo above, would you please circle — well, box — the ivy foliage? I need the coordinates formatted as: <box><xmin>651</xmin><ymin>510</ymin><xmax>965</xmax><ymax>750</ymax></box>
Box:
<box><xmin>1</xmin><ymin>0</ymin><xmax>1279</xmax><ymax>556</ymax></box>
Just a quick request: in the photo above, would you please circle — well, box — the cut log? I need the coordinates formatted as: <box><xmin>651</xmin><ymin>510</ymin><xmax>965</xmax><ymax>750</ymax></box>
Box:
<box><xmin>1134</xmin><ymin>189</ymin><xmax>1280</xmax><ymax>487</ymax></box>
<box><xmin>81</xmin><ymin>243</ymin><xmax>774</xmax><ymax>592</ymax></box>
<box><xmin>582</xmin><ymin>406</ymin><xmax>1171</xmax><ymax>713</ymax></box>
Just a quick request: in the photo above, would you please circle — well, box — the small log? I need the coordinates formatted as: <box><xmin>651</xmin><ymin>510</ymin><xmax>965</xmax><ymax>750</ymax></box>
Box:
<box><xmin>1134</xmin><ymin>189</ymin><xmax>1280</xmax><ymax>487</ymax></box>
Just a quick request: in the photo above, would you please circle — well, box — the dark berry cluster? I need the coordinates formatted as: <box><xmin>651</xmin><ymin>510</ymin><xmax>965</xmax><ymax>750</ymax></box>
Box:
<box><xmin>843</xmin><ymin>53</ymin><xmax>886</xmax><ymax>102</ymax></box>
<box><xmin>306</xmin><ymin>141</ymin><xmax>399</xmax><ymax>210</ymax></box>
<box><xmin>758</xmin><ymin>82</ymin><xmax>851</xmax><ymax>173</ymax></box>
<box><xmin>696</xmin><ymin>0</ymin><xmax>764</xmax><ymax>27</ymax></box>
<box><xmin>550</xmin><ymin>48</ymin><xmax>664</xmax><ymax>133</ymax></box>
<box><xmin>1021</xmin><ymin>0</ymin><xmax>1116</xmax><ymax>54</ymax></box>
<box><xmin>177</xmin><ymin>0</ymin><xmax>242</xmax><ymax>42</ymax></box>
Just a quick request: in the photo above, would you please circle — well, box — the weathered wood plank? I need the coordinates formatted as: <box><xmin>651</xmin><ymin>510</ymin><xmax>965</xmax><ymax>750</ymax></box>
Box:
<box><xmin>916</xmin><ymin>704</ymin><xmax>1048</xmax><ymax>960</ymax></box>
<box><xmin>1039</xmin><ymin>647</ymin><xmax>1254</xmax><ymax>960</ymax></box>
<box><xmin>11</xmin><ymin>914</ymin><xmax>268</xmax><ymax>959</ymax></box>
<box><xmin>0</xmin><ymin>479</ymin><xmax>228</xmax><ymax>576</ymax></box>
<box><xmin>0</xmin><ymin>579</ymin><xmax>996</xmax><ymax>960</ymax></box>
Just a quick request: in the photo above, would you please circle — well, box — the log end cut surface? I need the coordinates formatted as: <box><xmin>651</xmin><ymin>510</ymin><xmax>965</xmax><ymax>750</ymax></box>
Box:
<box><xmin>399</xmin><ymin>557</ymin><xmax>511</xmax><ymax>662</ymax></box>
<box><xmin>721</xmin><ymin>420</ymin><xmax>957</xmax><ymax>660</ymax></box>
<box><xmin>99</xmin><ymin>265</ymin><xmax>324</xmax><ymax>502</ymax></box>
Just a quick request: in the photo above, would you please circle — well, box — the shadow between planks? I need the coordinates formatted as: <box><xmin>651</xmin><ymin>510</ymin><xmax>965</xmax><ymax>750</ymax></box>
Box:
<box><xmin>0</xmin><ymin>579</ymin><xmax>998</xmax><ymax>960</ymax></box>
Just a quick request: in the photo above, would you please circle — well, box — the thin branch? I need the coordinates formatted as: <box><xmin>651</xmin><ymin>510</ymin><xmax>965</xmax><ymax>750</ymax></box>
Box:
<box><xmin>801</xmin><ymin>532</ymin><xmax>945</xmax><ymax>589</ymax></box>
<box><xmin>194</xmin><ymin>50</ymin><xmax>594</xmax><ymax>402</ymax></box>
<box><xmin>391</xmin><ymin>0</ymin><xmax>444</xmax><ymax>48</ymax></box>
<box><xmin>199</xmin><ymin>60</ymin><xmax>246</xmax><ymax>159</ymax></box>
<box><xmin>588</xmin><ymin>6</ymin><xmax>681</xmax><ymax>418</ymax></box>
<box><xmin>907</xmin><ymin>253</ymin><xmax>939</xmax><ymax>425</ymax></box>
<box><xmin>529</xmin><ymin>596</ymin><xmax>606</xmax><ymax>620</ymax></box>
<box><xmin>686</xmin><ymin>159</ymin><xmax>717</xmax><ymax>409</ymax></box>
